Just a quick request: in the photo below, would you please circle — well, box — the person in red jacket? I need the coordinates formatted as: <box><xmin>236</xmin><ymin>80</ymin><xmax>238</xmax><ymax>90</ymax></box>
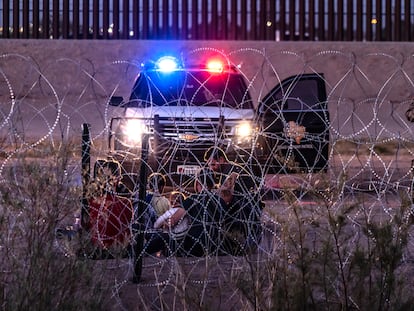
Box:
<box><xmin>87</xmin><ymin>161</ymin><xmax>133</xmax><ymax>252</ymax></box>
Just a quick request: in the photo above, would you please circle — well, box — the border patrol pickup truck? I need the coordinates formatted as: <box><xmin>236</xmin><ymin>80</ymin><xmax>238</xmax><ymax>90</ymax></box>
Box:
<box><xmin>101</xmin><ymin>55</ymin><xmax>329</xmax><ymax>189</ymax></box>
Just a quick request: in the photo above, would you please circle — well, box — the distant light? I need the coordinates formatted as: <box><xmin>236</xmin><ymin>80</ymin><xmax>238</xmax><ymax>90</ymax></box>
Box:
<box><xmin>371</xmin><ymin>18</ymin><xmax>378</xmax><ymax>24</ymax></box>
<box><xmin>129</xmin><ymin>30</ymin><xmax>134</xmax><ymax>37</ymax></box>
<box><xmin>266</xmin><ymin>21</ymin><xmax>272</xmax><ymax>27</ymax></box>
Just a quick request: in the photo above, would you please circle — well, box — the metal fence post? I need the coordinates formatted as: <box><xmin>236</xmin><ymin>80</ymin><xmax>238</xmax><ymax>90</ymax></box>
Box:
<box><xmin>133</xmin><ymin>133</ymin><xmax>150</xmax><ymax>283</ymax></box>
<box><xmin>81</xmin><ymin>123</ymin><xmax>91</xmax><ymax>231</ymax></box>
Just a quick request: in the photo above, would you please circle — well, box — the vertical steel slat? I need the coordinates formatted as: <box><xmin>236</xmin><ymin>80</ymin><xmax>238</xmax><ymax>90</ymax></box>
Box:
<box><xmin>62</xmin><ymin>0</ymin><xmax>69</xmax><ymax>38</ymax></box>
<box><xmin>318</xmin><ymin>0</ymin><xmax>324</xmax><ymax>40</ymax></box>
<box><xmin>43</xmin><ymin>0</ymin><xmax>49</xmax><ymax>38</ymax></box>
<box><xmin>73</xmin><ymin>0</ymin><xmax>80</xmax><ymax>39</ymax></box>
<box><xmin>240</xmin><ymin>0</ymin><xmax>247</xmax><ymax>40</ymax></box>
<box><xmin>249</xmin><ymin>0</ymin><xmax>256</xmax><ymax>39</ymax></box>
<box><xmin>337</xmin><ymin>0</ymin><xmax>343</xmax><ymax>41</ymax></box>
<box><xmin>103</xmin><ymin>0</ymin><xmax>109</xmax><ymax>39</ymax></box>
<box><xmin>93</xmin><ymin>0</ymin><xmax>99</xmax><ymax>39</ymax></box>
<box><xmin>162</xmin><ymin>0</ymin><xmax>169</xmax><ymax>39</ymax></box>
<box><xmin>113</xmin><ymin>0</ymin><xmax>120</xmax><ymax>39</ymax></box>
<box><xmin>356</xmin><ymin>0</ymin><xmax>362</xmax><ymax>41</ymax></box>
<box><xmin>2</xmin><ymin>0</ymin><xmax>9</xmax><ymax>38</ymax></box>
<box><xmin>346</xmin><ymin>0</ymin><xmax>353</xmax><ymax>41</ymax></box>
<box><xmin>53</xmin><ymin>0</ymin><xmax>59</xmax><ymax>38</ymax></box>
<box><xmin>182</xmin><ymin>0</ymin><xmax>188</xmax><ymax>39</ymax></box>
<box><xmin>211</xmin><ymin>0</ymin><xmax>218</xmax><ymax>39</ymax></box>
<box><xmin>375</xmin><ymin>0</ymin><xmax>381</xmax><ymax>40</ymax></box>
<box><xmin>201</xmin><ymin>0</ymin><xmax>208</xmax><ymax>39</ymax></box>
<box><xmin>23</xmin><ymin>0</ymin><xmax>29</xmax><ymax>38</ymax></box>
<box><xmin>132</xmin><ymin>0</ymin><xmax>139</xmax><ymax>39</ymax></box>
<box><xmin>33</xmin><ymin>0</ymin><xmax>40</xmax><ymax>38</ymax></box>
<box><xmin>83</xmin><ymin>0</ymin><xmax>89</xmax><ymax>39</ymax></box>
<box><xmin>327</xmin><ymin>0</ymin><xmax>334</xmax><ymax>40</ymax></box>
<box><xmin>222</xmin><ymin>0</ymin><xmax>228</xmax><ymax>40</ymax></box>
<box><xmin>191</xmin><ymin>0</ymin><xmax>197</xmax><ymax>39</ymax></box>
<box><xmin>308</xmin><ymin>0</ymin><xmax>315</xmax><ymax>40</ymax></box>
<box><xmin>142</xmin><ymin>0</ymin><xmax>149</xmax><ymax>39</ymax></box>
<box><xmin>259</xmin><ymin>0</ymin><xmax>266</xmax><ymax>40</ymax></box>
<box><xmin>13</xmin><ymin>0</ymin><xmax>19</xmax><ymax>38</ymax></box>
<box><xmin>366</xmin><ymin>0</ymin><xmax>372</xmax><ymax>41</ymax></box>
<box><xmin>385</xmin><ymin>0</ymin><xmax>391</xmax><ymax>40</ymax></box>
<box><xmin>123</xmin><ymin>0</ymin><xmax>130</xmax><ymax>39</ymax></box>
<box><xmin>171</xmin><ymin>0</ymin><xmax>178</xmax><ymax>39</ymax></box>
<box><xmin>394</xmin><ymin>0</ymin><xmax>401</xmax><ymax>41</ymax></box>
<box><xmin>153</xmin><ymin>0</ymin><xmax>159</xmax><ymax>38</ymax></box>
<box><xmin>268</xmin><ymin>0</ymin><xmax>276</xmax><ymax>40</ymax></box>
<box><xmin>231</xmin><ymin>0</ymin><xmax>237</xmax><ymax>40</ymax></box>
<box><xmin>289</xmin><ymin>0</ymin><xmax>295</xmax><ymax>40</ymax></box>
<box><xmin>279</xmin><ymin>0</ymin><xmax>286</xmax><ymax>40</ymax></box>
<box><xmin>404</xmin><ymin>0</ymin><xmax>411</xmax><ymax>41</ymax></box>
<box><xmin>298</xmin><ymin>0</ymin><xmax>305</xmax><ymax>40</ymax></box>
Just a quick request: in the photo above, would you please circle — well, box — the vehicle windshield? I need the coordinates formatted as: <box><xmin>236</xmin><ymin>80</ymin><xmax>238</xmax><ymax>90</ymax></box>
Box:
<box><xmin>128</xmin><ymin>70</ymin><xmax>253</xmax><ymax>109</ymax></box>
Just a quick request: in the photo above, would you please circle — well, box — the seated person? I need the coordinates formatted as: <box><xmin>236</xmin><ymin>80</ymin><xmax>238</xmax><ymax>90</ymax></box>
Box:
<box><xmin>204</xmin><ymin>146</ymin><xmax>264</xmax><ymax>255</ymax></box>
<box><xmin>144</xmin><ymin>168</ymin><xmax>226</xmax><ymax>257</ymax></box>
<box><xmin>180</xmin><ymin>168</ymin><xmax>226</xmax><ymax>256</ymax></box>
<box><xmin>146</xmin><ymin>172</ymin><xmax>171</xmax><ymax>217</ymax></box>
<box><xmin>137</xmin><ymin>173</ymin><xmax>171</xmax><ymax>230</ymax></box>
<box><xmin>87</xmin><ymin>161</ymin><xmax>133</xmax><ymax>253</ymax></box>
<box><xmin>153</xmin><ymin>191</ymin><xmax>188</xmax><ymax>239</ymax></box>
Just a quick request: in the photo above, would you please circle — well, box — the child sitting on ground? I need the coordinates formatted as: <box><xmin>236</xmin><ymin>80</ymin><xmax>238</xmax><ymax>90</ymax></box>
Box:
<box><xmin>153</xmin><ymin>191</ymin><xmax>188</xmax><ymax>238</ymax></box>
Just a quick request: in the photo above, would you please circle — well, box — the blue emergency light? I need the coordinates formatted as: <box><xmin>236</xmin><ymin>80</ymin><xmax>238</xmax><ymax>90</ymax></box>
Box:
<box><xmin>155</xmin><ymin>56</ymin><xmax>180</xmax><ymax>72</ymax></box>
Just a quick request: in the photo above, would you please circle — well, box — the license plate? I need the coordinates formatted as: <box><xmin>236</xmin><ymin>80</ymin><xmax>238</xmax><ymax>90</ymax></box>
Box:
<box><xmin>177</xmin><ymin>165</ymin><xmax>200</xmax><ymax>175</ymax></box>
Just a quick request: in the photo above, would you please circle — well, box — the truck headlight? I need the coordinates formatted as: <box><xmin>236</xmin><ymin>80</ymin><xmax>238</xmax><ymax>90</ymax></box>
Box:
<box><xmin>235</xmin><ymin>122</ymin><xmax>253</xmax><ymax>138</ymax></box>
<box><xmin>121</xmin><ymin>119</ymin><xmax>148</xmax><ymax>146</ymax></box>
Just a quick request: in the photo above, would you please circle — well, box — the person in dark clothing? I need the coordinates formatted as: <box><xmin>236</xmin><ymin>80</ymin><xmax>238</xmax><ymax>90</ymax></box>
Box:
<box><xmin>144</xmin><ymin>168</ymin><xmax>226</xmax><ymax>257</ymax></box>
<box><xmin>179</xmin><ymin>167</ymin><xmax>226</xmax><ymax>256</ymax></box>
<box><xmin>203</xmin><ymin>146</ymin><xmax>259</xmax><ymax>196</ymax></box>
<box><xmin>204</xmin><ymin>146</ymin><xmax>264</xmax><ymax>255</ymax></box>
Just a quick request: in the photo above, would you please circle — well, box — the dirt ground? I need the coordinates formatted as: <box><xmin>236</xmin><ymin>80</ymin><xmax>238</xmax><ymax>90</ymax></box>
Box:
<box><xmin>100</xmin><ymin>255</ymin><xmax>253</xmax><ymax>311</ymax></box>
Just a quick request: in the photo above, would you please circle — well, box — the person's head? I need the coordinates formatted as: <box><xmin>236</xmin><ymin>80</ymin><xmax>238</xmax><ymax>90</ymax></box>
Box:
<box><xmin>194</xmin><ymin>168</ymin><xmax>216</xmax><ymax>193</ymax></box>
<box><xmin>148</xmin><ymin>173</ymin><xmax>167</xmax><ymax>194</ymax></box>
<box><xmin>204</xmin><ymin>147</ymin><xmax>229</xmax><ymax>172</ymax></box>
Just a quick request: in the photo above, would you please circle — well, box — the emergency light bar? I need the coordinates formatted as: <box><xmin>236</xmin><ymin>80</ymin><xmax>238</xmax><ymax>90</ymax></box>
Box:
<box><xmin>152</xmin><ymin>56</ymin><xmax>227</xmax><ymax>73</ymax></box>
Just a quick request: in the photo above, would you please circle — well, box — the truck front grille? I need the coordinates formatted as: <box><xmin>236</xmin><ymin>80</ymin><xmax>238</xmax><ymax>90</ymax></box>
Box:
<box><xmin>154</xmin><ymin>116</ymin><xmax>233</xmax><ymax>141</ymax></box>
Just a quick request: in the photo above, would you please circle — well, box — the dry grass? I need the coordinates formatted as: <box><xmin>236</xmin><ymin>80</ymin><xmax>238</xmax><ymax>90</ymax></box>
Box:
<box><xmin>1</xmin><ymin>139</ymin><xmax>414</xmax><ymax>310</ymax></box>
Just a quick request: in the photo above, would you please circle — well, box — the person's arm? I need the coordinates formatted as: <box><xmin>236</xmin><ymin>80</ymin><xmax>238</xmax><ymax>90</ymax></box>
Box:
<box><xmin>168</xmin><ymin>207</ymin><xmax>186</xmax><ymax>227</ymax></box>
<box><xmin>154</xmin><ymin>207</ymin><xmax>187</xmax><ymax>229</ymax></box>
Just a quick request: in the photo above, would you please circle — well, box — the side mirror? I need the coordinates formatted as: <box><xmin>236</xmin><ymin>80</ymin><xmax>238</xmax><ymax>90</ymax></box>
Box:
<box><xmin>110</xmin><ymin>96</ymin><xmax>124</xmax><ymax>106</ymax></box>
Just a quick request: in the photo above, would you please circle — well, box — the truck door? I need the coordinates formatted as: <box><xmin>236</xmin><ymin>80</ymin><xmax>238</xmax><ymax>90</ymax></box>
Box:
<box><xmin>257</xmin><ymin>73</ymin><xmax>329</xmax><ymax>174</ymax></box>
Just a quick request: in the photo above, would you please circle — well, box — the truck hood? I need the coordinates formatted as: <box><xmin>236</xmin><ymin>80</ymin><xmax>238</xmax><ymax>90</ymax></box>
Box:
<box><xmin>124</xmin><ymin>106</ymin><xmax>254</xmax><ymax>120</ymax></box>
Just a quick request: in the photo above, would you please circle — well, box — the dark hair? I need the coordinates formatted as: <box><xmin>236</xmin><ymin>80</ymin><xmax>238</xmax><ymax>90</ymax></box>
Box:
<box><xmin>203</xmin><ymin>146</ymin><xmax>228</xmax><ymax>162</ymax></box>
<box><xmin>148</xmin><ymin>173</ymin><xmax>166</xmax><ymax>192</ymax></box>
<box><xmin>196</xmin><ymin>168</ymin><xmax>216</xmax><ymax>189</ymax></box>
